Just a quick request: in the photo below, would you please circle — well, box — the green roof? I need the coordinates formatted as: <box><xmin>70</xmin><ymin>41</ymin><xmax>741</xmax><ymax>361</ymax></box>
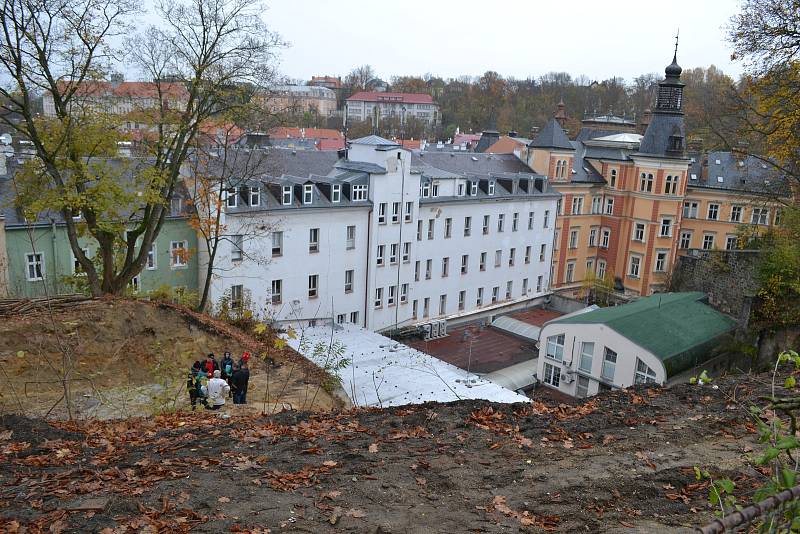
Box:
<box><xmin>550</xmin><ymin>293</ymin><xmax>737</xmax><ymax>375</ymax></box>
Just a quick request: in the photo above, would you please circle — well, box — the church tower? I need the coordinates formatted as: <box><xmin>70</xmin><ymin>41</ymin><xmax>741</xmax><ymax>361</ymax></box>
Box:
<box><xmin>638</xmin><ymin>44</ymin><xmax>687</xmax><ymax>158</ymax></box>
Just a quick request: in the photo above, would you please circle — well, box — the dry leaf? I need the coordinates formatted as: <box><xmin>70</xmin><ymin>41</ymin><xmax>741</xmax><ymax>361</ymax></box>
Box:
<box><xmin>346</xmin><ymin>508</ymin><xmax>367</xmax><ymax>518</ymax></box>
<box><xmin>368</xmin><ymin>443</ymin><xmax>379</xmax><ymax>453</ymax></box>
<box><xmin>218</xmin><ymin>497</ymin><xmax>230</xmax><ymax>503</ymax></box>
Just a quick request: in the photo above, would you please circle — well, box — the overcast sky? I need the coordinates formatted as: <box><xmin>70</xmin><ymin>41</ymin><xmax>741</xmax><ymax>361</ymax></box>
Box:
<box><xmin>261</xmin><ymin>0</ymin><xmax>742</xmax><ymax>83</ymax></box>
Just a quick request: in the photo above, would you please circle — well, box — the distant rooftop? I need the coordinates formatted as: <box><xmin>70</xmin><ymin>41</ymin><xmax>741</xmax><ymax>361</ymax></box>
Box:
<box><xmin>346</xmin><ymin>91</ymin><xmax>435</xmax><ymax>105</ymax></box>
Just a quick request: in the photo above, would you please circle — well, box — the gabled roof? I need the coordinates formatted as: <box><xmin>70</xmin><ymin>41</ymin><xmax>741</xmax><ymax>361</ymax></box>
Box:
<box><xmin>549</xmin><ymin>292</ymin><xmax>736</xmax><ymax>373</ymax></box>
<box><xmin>529</xmin><ymin>119</ymin><xmax>574</xmax><ymax>151</ymax></box>
<box><xmin>346</xmin><ymin>91</ymin><xmax>434</xmax><ymax>105</ymax></box>
<box><xmin>349</xmin><ymin>135</ymin><xmax>400</xmax><ymax>148</ymax></box>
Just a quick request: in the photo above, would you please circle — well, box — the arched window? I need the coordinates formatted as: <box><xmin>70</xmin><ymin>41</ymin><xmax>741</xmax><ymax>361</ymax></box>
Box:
<box><xmin>555</xmin><ymin>160</ymin><xmax>562</xmax><ymax>179</ymax></box>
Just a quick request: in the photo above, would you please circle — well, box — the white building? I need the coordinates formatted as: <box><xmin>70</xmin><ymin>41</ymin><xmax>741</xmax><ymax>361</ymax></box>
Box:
<box><xmin>207</xmin><ymin>135</ymin><xmax>559</xmax><ymax>333</ymax></box>
<box><xmin>345</xmin><ymin>92</ymin><xmax>440</xmax><ymax>128</ymax></box>
<box><xmin>536</xmin><ymin>292</ymin><xmax>736</xmax><ymax>398</ymax></box>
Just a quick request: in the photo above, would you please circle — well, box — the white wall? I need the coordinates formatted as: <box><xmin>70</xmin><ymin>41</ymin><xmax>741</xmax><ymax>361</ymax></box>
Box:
<box><xmin>536</xmin><ymin>322</ymin><xmax>666</xmax><ymax>397</ymax></box>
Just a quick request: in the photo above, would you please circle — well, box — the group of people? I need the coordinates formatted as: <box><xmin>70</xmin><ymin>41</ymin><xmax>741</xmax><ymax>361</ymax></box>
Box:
<box><xmin>187</xmin><ymin>351</ymin><xmax>251</xmax><ymax>410</ymax></box>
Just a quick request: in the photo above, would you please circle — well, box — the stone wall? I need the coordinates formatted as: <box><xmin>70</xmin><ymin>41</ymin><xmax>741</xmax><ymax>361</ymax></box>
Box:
<box><xmin>671</xmin><ymin>249</ymin><xmax>762</xmax><ymax>325</ymax></box>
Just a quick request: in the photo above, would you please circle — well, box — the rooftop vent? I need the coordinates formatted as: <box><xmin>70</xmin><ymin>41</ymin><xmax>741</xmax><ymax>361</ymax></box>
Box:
<box><xmin>471</xmin><ymin>156</ymin><xmax>478</xmax><ymax>161</ymax></box>
<box><xmin>761</xmin><ymin>163</ymin><xmax>768</xmax><ymax>169</ymax></box>
<box><xmin>717</xmin><ymin>176</ymin><xmax>724</xmax><ymax>183</ymax></box>
<box><xmin>715</xmin><ymin>159</ymin><xmax>721</xmax><ymax>165</ymax></box>
<box><xmin>690</xmin><ymin>173</ymin><xmax>697</xmax><ymax>180</ymax></box>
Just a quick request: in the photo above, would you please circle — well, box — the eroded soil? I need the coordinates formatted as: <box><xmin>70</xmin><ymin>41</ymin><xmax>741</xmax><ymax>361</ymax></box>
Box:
<box><xmin>0</xmin><ymin>373</ymin><xmax>773</xmax><ymax>533</ymax></box>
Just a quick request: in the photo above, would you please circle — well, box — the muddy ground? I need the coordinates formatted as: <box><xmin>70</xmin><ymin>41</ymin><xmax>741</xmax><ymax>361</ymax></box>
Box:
<box><xmin>0</xmin><ymin>372</ymin><xmax>777</xmax><ymax>533</ymax></box>
<box><xmin>0</xmin><ymin>299</ymin><xmax>340</xmax><ymax>418</ymax></box>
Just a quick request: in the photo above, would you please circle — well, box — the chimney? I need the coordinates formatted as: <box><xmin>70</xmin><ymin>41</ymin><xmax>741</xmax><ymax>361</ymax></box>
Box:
<box><xmin>508</xmin><ymin>130</ymin><xmax>518</xmax><ymax>138</ymax></box>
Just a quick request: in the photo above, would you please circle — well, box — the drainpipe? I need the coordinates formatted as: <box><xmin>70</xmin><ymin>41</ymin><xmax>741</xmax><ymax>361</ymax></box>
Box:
<box><xmin>51</xmin><ymin>219</ymin><xmax>58</xmax><ymax>294</ymax></box>
<box><xmin>363</xmin><ymin>206</ymin><xmax>372</xmax><ymax>329</ymax></box>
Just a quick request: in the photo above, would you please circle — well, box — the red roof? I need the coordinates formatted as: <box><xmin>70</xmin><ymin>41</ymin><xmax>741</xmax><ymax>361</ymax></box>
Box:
<box><xmin>453</xmin><ymin>133</ymin><xmax>481</xmax><ymax>146</ymax></box>
<box><xmin>398</xmin><ymin>139</ymin><xmax>421</xmax><ymax>150</ymax></box>
<box><xmin>317</xmin><ymin>138</ymin><xmax>346</xmax><ymax>151</ymax></box>
<box><xmin>346</xmin><ymin>91</ymin><xmax>434</xmax><ymax>105</ymax></box>
<box><xmin>56</xmin><ymin>80</ymin><xmax>188</xmax><ymax>100</ymax></box>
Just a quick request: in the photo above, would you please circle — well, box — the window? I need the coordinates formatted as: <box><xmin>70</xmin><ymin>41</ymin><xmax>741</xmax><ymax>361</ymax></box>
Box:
<box><xmin>374</xmin><ymin>287</ymin><xmax>383</xmax><ymax>308</ymax></box>
<box><xmin>664</xmin><ymin>175</ymin><xmax>679</xmax><ymax>195</ymax></box>
<box><xmin>601</xmin><ymin>347</ymin><xmax>617</xmax><ymax>381</ymax></box>
<box><xmin>609</xmin><ymin>169</ymin><xmax>617</xmax><ymax>188</ymax></box>
<box><xmin>414</xmin><ymin>260</ymin><xmax>420</xmax><ymax>281</ymax></box>
<box><xmin>439</xmin><ymin>294</ymin><xmax>447</xmax><ymax>315</ymax></box>
<box><xmin>605</xmin><ymin>198</ymin><xmax>614</xmax><ymax>215</ymax></box>
<box><xmin>344</xmin><ymin>270</ymin><xmax>354</xmax><ymax>293</ymax></box>
<box><xmin>775</xmin><ymin>209</ymin><xmax>783</xmax><ymax>226</ymax></box>
<box><xmin>752</xmin><ymin>207</ymin><xmax>769</xmax><ymax>225</ymax></box>
<box><xmin>579</xmin><ymin>342</ymin><xmax>594</xmax><ymax>373</ymax></box>
<box><xmin>505</xmin><ymin>281</ymin><xmax>513</xmax><ymax>299</ymax></box>
<box><xmin>655</xmin><ymin>251</ymin><xmax>668</xmax><ymax>272</ymax></box>
<box><xmin>566</xmin><ymin>261</ymin><xmax>575</xmax><ymax>283</ymax></box>
<box><xmin>337</xmin><ymin>314</ymin><xmax>346</xmax><ymax>324</ymax></box>
<box><xmin>525</xmin><ymin>246</ymin><xmax>531</xmax><ymax>264</ymax></box>
<box><xmin>488</xmin><ymin>181</ymin><xmax>495</xmax><ymax>195</ymax></box>
<box><xmin>479</xmin><ymin>252</ymin><xmax>487</xmax><ymax>271</ymax></box>
<box><xmin>308</xmin><ymin>228</ymin><xmax>320</xmax><ymax>253</ymax></box>
<box><xmin>378</xmin><ymin>203</ymin><xmax>387</xmax><ymax>224</ymax></box>
<box><xmin>546</xmin><ymin>334</ymin><xmax>565</xmax><ymax>362</ymax></box>
<box><xmin>633</xmin><ymin>223</ymin><xmax>645</xmax><ymax>242</ymax></box>
<box><xmin>400</xmin><ymin>283</ymin><xmax>408</xmax><ymax>303</ymax></box>
<box><xmin>461</xmin><ymin>254</ymin><xmax>469</xmax><ymax>274</ymax></box>
<box><xmin>146</xmin><ymin>244</ymin><xmax>156</xmax><ymax>270</ymax></box>
<box><xmin>571</xmin><ymin>196</ymin><xmax>583</xmax><ymax>215</ymax></box>
<box><xmin>230</xmin><ymin>285</ymin><xmax>243</xmax><ymax>309</ymax></box>
<box><xmin>170</xmin><ymin>241</ymin><xmax>188</xmax><ymax>267</ymax></box>
<box><xmin>482</xmin><ymin>215</ymin><xmax>490</xmax><ymax>235</ymax></box>
<box><xmin>707</xmin><ymin>203</ymin><xmax>719</xmax><ymax>221</ymax></box>
<box><xmin>476</xmin><ymin>288</ymin><xmax>484</xmax><ymax>306</ymax></box>
<box><xmin>427</xmin><ymin>219</ymin><xmax>435</xmax><ymax>240</ymax></box>
<box><xmin>470</xmin><ymin>181</ymin><xmax>478</xmax><ymax>196</ymax></box>
<box><xmin>659</xmin><ymin>218</ymin><xmax>673</xmax><ymax>237</ymax></box>
<box><xmin>543</xmin><ymin>210</ymin><xmax>550</xmax><ymax>228</ymax></box>
<box><xmin>679</xmin><ymin>231</ymin><xmax>692</xmax><ymax>249</ymax></box>
<box><xmin>629</xmin><ymin>255</ymin><xmax>641</xmax><ymax>278</ymax></box>
<box><xmin>441</xmin><ymin>257</ymin><xmax>449</xmax><ymax>277</ymax></box>
<box><xmin>170</xmin><ymin>196</ymin><xmax>183</xmax><ymax>216</ymax></box>
<box><xmin>536</xmin><ymin>275</ymin><xmax>543</xmax><ymax>292</ymax></box>
<box><xmin>308</xmin><ymin>275</ymin><xmax>318</xmax><ymax>298</ymax></box>
<box><xmin>432</xmin><ymin>182</ymin><xmax>440</xmax><ymax>197</ymax></box>
<box><xmin>512</xmin><ymin>212</ymin><xmax>519</xmax><ymax>231</ymax></box>
<box><xmin>346</xmin><ymin>225</ymin><xmax>356</xmax><ymax>249</ymax></box>
<box><xmin>271</xmin><ymin>232</ymin><xmax>283</xmax><ymax>256</ymax></box>
<box><xmin>404</xmin><ymin>201</ymin><xmax>413</xmax><ymax>222</ymax></box>
<box><xmin>457</xmin><ymin>183</ymin><xmax>465</xmax><ymax>196</ymax></box>
<box><xmin>464</xmin><ymin>216</ymin><xmax>471</xmax><ymax>236</ymax></box>
<box><xmin>730</xmin><ymin>205</ymin><xmax>743</xmax><ymax>223</ymax></box>
<box><xmin>226</xmin><ymin>187</ymin><xmax>238</xmax><ymax>208</ymax></box>
<box><xmin>351</xmin><ymin>184</ymin><xmax>368</xmax><ymax>201</ymax></box>
<box><xmin>497</xmin><ymin>213</ymin><xmax>505</xmax><ymax>232</ymax></box>
<box><xmin>444</xmin><ymin>217</ymin><xmax>452</xmax><ymax>238</ymax></box>
<box><xmin>528</xmin><ymin>211</ymin><xmax>534</xmax><ymax>230</ymax></box>
<box><xmin>271</xmin><ymin>280</ymin><xmax>282</xmax><ymax>304</ymax></box>
<box><xmin>331</xmin><ymin>184</ymin><xmax>341</xmax><ymax>203</ymax></box>
<box><xmin>591</xmin><ymin>196</ymin><xmax>602</xmax><ymax>214</ymax></box>
<box><xmin>539</xmin><ymin>244</ymin><xmax>546</xmax><ymax>262</ymax></box>
<box><xmin>509</xmin><ymin>248</ymin><xmax>516</xmax><ymax>266</ymax></box>
<box><xmin>389</xmin><ymin>202</ymin><xmax>400</xmax><ymax>224</ymax></box>
<box><xmin>634</xmin><ymin>358</ymin><xmax>657</xmax><ymax>384</ymax></box>
<box><xmin>494</xmin><ymin>250</ymin><xmax>502</xmax><ymax>267</ymax></box>
<box><xmin>388</xmin><ymin>285</ymin><xmax>396</xmax><ymax>306</ymax></box>
<box><xmin>389</xmin><ymin>243</ymin><xmax>398</xmax><ymax>264</ymax></box>
<box><xmin>576</xmin><ymin>376</ymin><xmax>590</xmax><ymax>397</ymax></box>
<box><xmin>350</xmin><ymin>311</ymin><xmax>359</xmax><ymax>324</ymax></box>
<box><xmin>26</xmin><ymin>252</ymin><xmax>44</xmax><ymax>281</ymax></box>
<box><xmin>250</xmin><ymin>187</ymin><xmax>261</xmax><ymax>206</ymax></box>
<box><xmin>543</xmin><ymin>362</ymin><xmax>560</xmax><ymax>387</ymax></box>
<box><xmin>231</xmin><ymin>234</ymin><xmax>244</xmax><ymax>261</ymax></box>
<box><xmin>597</xmin><ymin>260</ymin><xmax>606</xmax><ymax>279</ymax></box>
<box><xmin>282</xmin><ymin>186</ymin><xmax>292</xmax><ymax>205</ymax></box>
<box><xmin>421</xmin><ymin>182</ymin><xmax>430</xmax><ymax>198</ymax></box>
<box><xmin>639</xmin><ymin>172</ymin><xmax>653</xmax><ymax>192</ymax></box>
<box><xmin>589</xmin><ymin>227</ymin><xmax>598</xmax><ymax>247</ymax></box>
<box><xmin>416</xmin><ymin>220</ymin><xmax>423</xmax><ymax>241</ymax></box>
<box><xmin>425</xmin><ymin>259</ymin><xmax>432</xmax><ymax>279</ymax></box>
<box><xmin>569</xmin><ymin>229</ymin><xmax>578</xmax><ymax>249</ymax></box>
<box><xmin>377</xmin><ymin>245</ymin><xmax>385</xmax><ymax>266</ymax></box>
<box><xmin>303</xmin><ymin>184</ymin><xmax>313</xmax><ymax>204</ymax></box>
<box><xmin>702</xmin><ymin>234</ymin><xmax>715</xmax><ymax>250</ymax></box>
<box><xmin>412</xmin><ymin>300</ymin><xmax>418</xmax><ymax>318</ymax></box>
<box><xmin>491</xmin><ymin>286</ymin><xmax>499</xmax><ymax>303</ymax></box>
<box><xmin>682</xmin><ymin>201</ymin><xmax>698</xmax><ymax>219</ymax></box>
<box><xmin>725</xmin><ymin>235</ymin><xmax>738</xmax><ymax>250</ymax></box>
<box><xmin>601</xmin><ymin>229</ymin><xmax>610</xmax><ymax>248</ymax></box>
<box><xmin>402</xmin><ymin>242</ymin><xmax>411</xmax><ymax>262</ymax></box>
<box><xmin>522</xmin><ymin>278</ymin><xmax>528</xmax><ymax>295</ymax></box>
<box><xmin>423</xmin><ymin>297</ymin><xmax>430</xmax><ymax>317</ymax></box>
<box><xmin>458</xmin><ymin>290</ymin><xmax>465</xmax><ymax>311</ymax></box>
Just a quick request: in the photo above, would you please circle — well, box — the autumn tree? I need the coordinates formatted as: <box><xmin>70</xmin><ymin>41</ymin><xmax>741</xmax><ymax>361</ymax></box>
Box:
<box><xmin>0</xmin><ymin>0</ymin><xmax>282</xmax><ymax>296</ymax></box>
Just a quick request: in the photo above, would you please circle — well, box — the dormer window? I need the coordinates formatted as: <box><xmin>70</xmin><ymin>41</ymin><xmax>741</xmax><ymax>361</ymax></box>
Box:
<box><xmin>667</xmin><ymin>134</ymin><xmax>684</xmax><ymax>153</ymax></box>
<box><xmin>421</xmin><ymin>182</ymin><xmax>430</xmax><ymax>198</ymax></box>
<box><xmin>432</xmin><ymin>182</ymin><xmax>440</xmax><ymax>197</ymax></box>
<box><xmin>303</xmin><ymin>184</ymin><xmax>313</xmax><ymax>204</ymax></box>
<box><xmin>457</xmin><ymin>183</ymin><xmax>465</xmax><ymax>196</ymax></box>
<box><xmin>282</xmin><ymin>186</ymin><xmax>292</xmax><ymax>205</ymax></box>
<box><xmin>226</xmin><ymin>187</ymin><xmax>238</xmax><ymax>208</ymax></box>
<box><xmin>331</xmin><ymin>184</ymin><xmax>341</xmax><ymax>203</ymax></box>
<box><xmin>488</xmin><ymin>181</ymin><xmax>495</xmax><ymax>196</ymax></box>
<box><xmin>470</xmin><ymin>181</ymin><xmax>478</xmax><ymax>196</ymax></box>
<box><xmin>250</xmin><ymin>187</ymin><xmax>261</xmax><ymax>207</ymax></box>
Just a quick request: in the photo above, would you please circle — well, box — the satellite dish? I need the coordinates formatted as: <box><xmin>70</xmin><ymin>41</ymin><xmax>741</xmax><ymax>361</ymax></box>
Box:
<box><xmin>0</xmin><ymin>134</ymin><xmax>11</xmax><ymax>145</ymax></box>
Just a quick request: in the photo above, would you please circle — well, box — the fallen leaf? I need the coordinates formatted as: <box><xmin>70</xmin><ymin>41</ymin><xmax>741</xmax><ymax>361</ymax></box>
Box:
<box><xmin>415</xmin><ymin>477</ymin><xmax>427</xmax><ymax>486</ymax></box>
<box><xmin>218</xmin><ymin>497</ymin><xmax>230</xmax><ymax>503</ymax></box>
<box><xmin>346</xmin><ymin>508</ymin><xmax>367</xmax><ymax>518</ymax></box>
<box><xmin>368</xmin><ymin>443</ymin><xmax>379</xmax><ymax>453</ymax></box>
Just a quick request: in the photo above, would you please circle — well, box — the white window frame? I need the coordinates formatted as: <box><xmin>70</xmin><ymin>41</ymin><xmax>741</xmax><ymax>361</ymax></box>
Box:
<box><xmin>628</xmin><ymin>255</ymin><xmax>641</xmax><ymax>278</ymax></box>
<box><xmin>146</xmin><ymin>243</ymin><xmax>157</xmax><ymax>270</ymax></box>
<box><xmin>351</xmin><ymin>184</ymin><xmax>368</xmax><ymax>201</ymax></box>
<box><xmin>272</xmin><ymin>231</ymin><xmax>283</xmax><ymax>256</ymax></box>
<box><xmin>303</xmin><ymin>184</ymin><xmax>313</xmax><ymax>204</ymax></box>
<box><xmin>464</xmin><ymin>216</ymin><xmax>471</xmax><ymax>236</ymax></box>
<box><xmin>308</xmin><ymin>274</ymin><xmax>319</xmax><ymax>298</ymax></box>
<box><xmin>331</xmin><ymin>184</ymin><xmax>341</xmax><ymax>203</ymax></box>
<box><xmin>282</xmin><ymin>186</ymin><xmax>292</xmax><ymax>205</ymax></box>
<box><xmin>226</xmin><ymin>187</ymin><xmax>238</xmax><ymax>208</ymax></box>
<box><xmin>250</xmin><ymin>186</ymin><xmax>261</xmax><ymax>207</ymax></box>
<box><xmin>543</xmin><ymin>362</ymin><xmax>561</xmax><ymax>387</ymax></box>
<box><xmin>346</xmin><ymin>225</ymin><xmax>356</xmax><ymax>249</ymax></box>
<box><xmin>601</xmin><ymin>347</ymin><xmax>617</xmax><ymax>382</ymax></box>
<box><xmin>545</xmin><ymin>334</ymin><xmax>565</xmax><ymax>362</ymax></box>
<box><xmin>271</xmin><ymin>279</ymin><xmax>282</xmax><ymax>305</ymax></box>
<box><xmin>309</xmin><ymin>228</ymin><xmax>320</xmax><ymax>253</ymax></box>
<box><xmin>634</xmin><ymin>358</ymin><xmax>657</xmax><ymax>384</ymax></box>
<box><xmin>231</xmin><ymin>234</ymin><xmax>244</xmax><ymax>261</ymax></box>
<box><xmin>655</xmin><ymin>250</ymin><xmax>668</xmax><ymax>272</ymax></box>
<box><xmin>170</xmin><ymin>240</ymin><xmax>188</xmax><ymax>268</ymax></box>
<box><xmin>344</xmin><ymin>270</ymin><xmax>354</xmax><ymax>293</ymax></box>
<box><xmin>26</xmin><ymin>252</ymin><xmax>44</xmax><ymax>281</ymax></box>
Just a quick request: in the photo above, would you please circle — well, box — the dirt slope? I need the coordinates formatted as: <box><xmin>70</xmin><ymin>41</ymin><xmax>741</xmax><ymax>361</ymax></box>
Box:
<box><xmin>0</xmin><ymin>298</ymin><xmax>340</xmax><ymax>418</ymax></box>
<box><xmin>0</xmin><ymin>373</ymin><xmax>772</xmax><ymax>533</ymax></box>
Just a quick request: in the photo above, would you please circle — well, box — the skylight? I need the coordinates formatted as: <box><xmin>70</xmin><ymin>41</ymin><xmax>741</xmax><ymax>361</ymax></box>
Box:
<box><xmin>717</xmin><ymin>176</ymin><xmax>724</xmax><ymax>183</ymax></box>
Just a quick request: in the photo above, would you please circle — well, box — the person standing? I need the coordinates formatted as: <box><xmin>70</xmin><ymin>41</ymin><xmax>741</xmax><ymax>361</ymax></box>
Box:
<box><xmin>202</xmin><ymin>370</ymin><xmax>230</xmax><ymax>410</ymax></box>
<box><xmin>187</xmin><ymin>361</ymin><xmax>202</xmax><ymax>410</ymax></box>
<box><xmin>231</xmin><ymin>363</ymin><xmax>250</xmax><ymax>405</ymax></box>
<box><xmin>204</xmin><ymin>353</ymin><xmax>217</xmax><ymax>376</ymax></box>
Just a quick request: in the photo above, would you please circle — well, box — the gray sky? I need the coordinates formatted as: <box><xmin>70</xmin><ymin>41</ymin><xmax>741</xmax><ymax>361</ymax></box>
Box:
<box><xmin>264</xmin><ymin>0</ymin><xmax>743</xmax><ymax>83</ymax></box>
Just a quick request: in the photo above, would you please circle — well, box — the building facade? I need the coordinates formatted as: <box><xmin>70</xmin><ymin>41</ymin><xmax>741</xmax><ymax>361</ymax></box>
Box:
<box><xmin>345</xmin><ymin>92</ymin><xmax>440</xmax><ymax>129</ymax></box>
<box><xmin>266</xmin><ymin>85</ymin><xmax>338</xmax><ymax>117</ymax></box>
<box><xmin>206</xmin><ymin>136</ymin><xmax>558</xmax><ymax>332</ymax></box>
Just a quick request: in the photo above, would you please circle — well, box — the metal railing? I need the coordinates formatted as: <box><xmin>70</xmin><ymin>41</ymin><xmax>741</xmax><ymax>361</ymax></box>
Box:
<box><xmin>697</xmin><ymin>485</ymin><xmax>800</xmax><ymax>533</ymax></box>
